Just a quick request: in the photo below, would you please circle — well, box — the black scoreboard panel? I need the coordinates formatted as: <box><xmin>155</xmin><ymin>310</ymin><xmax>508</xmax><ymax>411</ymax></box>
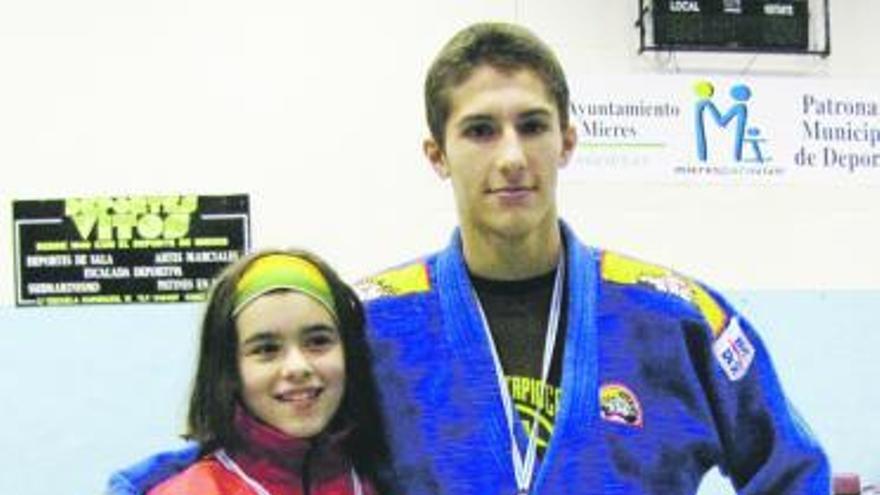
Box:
<box><xmin>653</xmin><ymin>0</ymin><xmax>808</xmax><ymax>50</ymax></box>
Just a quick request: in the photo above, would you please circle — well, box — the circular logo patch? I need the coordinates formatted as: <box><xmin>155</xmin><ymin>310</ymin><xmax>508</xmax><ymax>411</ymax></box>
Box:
<box><xmin>599</xmin><ymin>383</ymin><xmax>643</xmax><ymax>427</ymax></box>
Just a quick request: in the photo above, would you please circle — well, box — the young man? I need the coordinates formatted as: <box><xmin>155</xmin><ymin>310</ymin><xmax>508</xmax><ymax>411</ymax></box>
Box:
<box><xmin>108</xmin><ymin>22</ymin><xmax>829</xmax><ymax>495</ymax></box>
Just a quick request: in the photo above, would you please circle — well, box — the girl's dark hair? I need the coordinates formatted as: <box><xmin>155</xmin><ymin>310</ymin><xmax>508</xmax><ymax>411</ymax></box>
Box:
<box><xmin>184</xmin><ymin>248</ymin><xmax>395</xmax><ymax>493</ymax></box>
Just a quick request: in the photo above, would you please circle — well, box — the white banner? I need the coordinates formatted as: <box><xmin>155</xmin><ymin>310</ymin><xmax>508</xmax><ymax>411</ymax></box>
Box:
<box><xmin>568</xmin><ymin>75</ymin><xmax>880</xmax><ymax>184</ymax></box>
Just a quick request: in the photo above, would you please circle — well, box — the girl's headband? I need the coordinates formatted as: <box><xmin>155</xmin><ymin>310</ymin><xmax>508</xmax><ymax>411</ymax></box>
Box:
<box><xmin>232</xmin><ymin>254</ymin><xmax>337</xmax><ymax>319</ymax></box>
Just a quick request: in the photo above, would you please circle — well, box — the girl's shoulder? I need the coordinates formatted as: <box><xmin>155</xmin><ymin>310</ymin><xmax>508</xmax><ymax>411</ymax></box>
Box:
<box><xmin>146</xmin><ymin>455</ymin><xmax>248</xmax><ymax>495</ymax></box>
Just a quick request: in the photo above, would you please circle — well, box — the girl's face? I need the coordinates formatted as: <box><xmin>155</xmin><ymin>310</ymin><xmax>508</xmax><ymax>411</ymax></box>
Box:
<box><xmin>236</xmin><ymin>290</ymin><xmax>346</xmax><ymax>438</ymax></box>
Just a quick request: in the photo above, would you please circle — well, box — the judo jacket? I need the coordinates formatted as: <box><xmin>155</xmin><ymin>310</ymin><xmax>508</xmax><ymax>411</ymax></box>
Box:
<box><xmin>352</xmin><ymin>222</ymin><xmax>829</xmax><ymax>494</ymax></box>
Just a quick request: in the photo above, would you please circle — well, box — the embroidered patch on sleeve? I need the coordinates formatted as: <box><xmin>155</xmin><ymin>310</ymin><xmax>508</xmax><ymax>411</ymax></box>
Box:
<box><xmin>600</xmin><ymin>251</ymin><xmax>729</xmax><ymax>337</ymax></box>
<box><xmin>354</xmin><ymin>262</ymin><xmax>430</xmax><ymax>301</ymax></box>
<box><xmin>599</xmin><ymin>383</ymin><xmax>643</xmax><ymax>427</ymax></box>
<box><xmin>712</xmin><ymin>317</ymin><xmax>756</xmax><ymax>381</ymax></box>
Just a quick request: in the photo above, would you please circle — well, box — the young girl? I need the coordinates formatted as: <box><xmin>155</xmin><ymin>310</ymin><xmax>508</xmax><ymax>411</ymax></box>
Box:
<box><xmin>149</xmin><ymin>249</ymin><xmax>394</xmax><ymax>495</ymax></box>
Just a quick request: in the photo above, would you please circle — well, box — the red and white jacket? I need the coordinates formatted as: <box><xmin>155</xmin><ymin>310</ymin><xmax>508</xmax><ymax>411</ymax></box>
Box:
<box><xmin>149</xmin><ymin>408</ymin><xmax>375</xmax><ymax>495</ymax></box>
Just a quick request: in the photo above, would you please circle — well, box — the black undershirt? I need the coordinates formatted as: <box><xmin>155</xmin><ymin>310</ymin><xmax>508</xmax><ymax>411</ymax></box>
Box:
<box><xmin>470</xmin><ymin>269</ymin><xmax>568</xmax><ymax>459</ymax></box>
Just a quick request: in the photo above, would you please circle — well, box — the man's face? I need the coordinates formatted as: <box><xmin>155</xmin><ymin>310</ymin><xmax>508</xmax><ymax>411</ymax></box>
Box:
<box><xmin>425</xmin><ymin>65</ymin><xmax>576</xmax><ymax>241</ymax></box>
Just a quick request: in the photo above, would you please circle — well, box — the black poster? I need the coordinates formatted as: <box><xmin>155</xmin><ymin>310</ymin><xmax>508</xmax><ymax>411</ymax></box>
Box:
<box><xmin>13</xmin><ymin>194</ymin><xmax>250</xmax><ymax>306</ymax></box>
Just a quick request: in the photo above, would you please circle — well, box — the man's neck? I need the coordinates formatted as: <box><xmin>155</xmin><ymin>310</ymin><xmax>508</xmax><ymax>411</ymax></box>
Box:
<box><xmin>461</xmin><ymin>221</ymin><xmax>563</xmax><ymax>281</ymax></box>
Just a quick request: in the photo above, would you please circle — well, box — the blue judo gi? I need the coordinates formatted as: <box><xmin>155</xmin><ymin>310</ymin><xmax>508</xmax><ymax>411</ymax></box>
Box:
<box><xmin>354</xmin><ymin>223</ymin><xmax>828</xmax><ymax>494</ymax></box>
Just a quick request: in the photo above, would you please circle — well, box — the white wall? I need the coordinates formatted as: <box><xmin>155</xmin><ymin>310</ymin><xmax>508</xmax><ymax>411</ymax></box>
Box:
<box><xmin>1</xmin><ymin>0</ymin><xmax>879</xmax><ymax>299</ymax></box>
<box><xmin>1</xmin><ymin>1</ymin><xmax>878</xmax><ymax>494</ymax></box>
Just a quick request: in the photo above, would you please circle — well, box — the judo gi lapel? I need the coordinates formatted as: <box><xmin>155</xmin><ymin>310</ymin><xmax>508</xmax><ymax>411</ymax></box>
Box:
<box><xmin>435</xmin><ymin>229</ymin><xmax>523</xmax><ymax>493</ymax></box>
<box><xmin>532</xmin><ymin>222</ymin><xmax>602</xmax><ymax>492</ymax></box>
<box><xmin>434</xmin><ymin>223</ymin><xmax>601</xmax><ymax>493</ymax></box>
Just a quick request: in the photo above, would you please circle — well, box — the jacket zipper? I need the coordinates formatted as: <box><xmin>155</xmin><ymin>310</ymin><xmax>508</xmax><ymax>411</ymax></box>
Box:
<box><xmin>301</xmin><ymin>444</ymin><xmax>315</xmax><ymax>495</ymax></box>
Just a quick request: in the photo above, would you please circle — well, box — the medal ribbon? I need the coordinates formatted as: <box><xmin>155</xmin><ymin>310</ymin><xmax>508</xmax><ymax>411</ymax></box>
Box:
<box><xmin>473</xmin><ymin>254</ymin><xmax>565</xmax><ymax>495</ymax></box>
<box><xmin>216</xmin><ymin>449</ymin><xmax>364</xmax><ymax>495</ymax></box>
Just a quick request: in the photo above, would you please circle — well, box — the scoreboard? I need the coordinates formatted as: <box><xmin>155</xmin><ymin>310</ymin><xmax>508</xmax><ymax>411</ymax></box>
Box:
<box><xmin>652</xmin><ymin>0</ymin><xmax>809</xmax><ymax>50</ymax></box>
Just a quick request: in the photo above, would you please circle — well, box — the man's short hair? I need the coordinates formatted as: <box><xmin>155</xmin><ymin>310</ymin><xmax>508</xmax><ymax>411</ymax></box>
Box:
<box><xmin>424</xmin><ymin>22</ymin><xmax>570</xmax><ymax>149</ymax></box>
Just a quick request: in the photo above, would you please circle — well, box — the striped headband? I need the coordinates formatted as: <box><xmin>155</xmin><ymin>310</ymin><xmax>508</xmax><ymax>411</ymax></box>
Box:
<box><xmin>232</xmin><ymin>254</ymin><xmax>337</xmax><ymax>319</ymax></box>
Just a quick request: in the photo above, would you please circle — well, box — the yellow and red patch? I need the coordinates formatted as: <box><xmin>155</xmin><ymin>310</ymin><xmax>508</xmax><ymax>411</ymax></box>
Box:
<box><xmin>600</xmin><ymin>251</ymin><xmax>729</xmax><ymax>338</ymax></box>
<box><xmin>354</xmin><ymin>262</ymin><xmax>431</xmax><ymax>301</ymax></box>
